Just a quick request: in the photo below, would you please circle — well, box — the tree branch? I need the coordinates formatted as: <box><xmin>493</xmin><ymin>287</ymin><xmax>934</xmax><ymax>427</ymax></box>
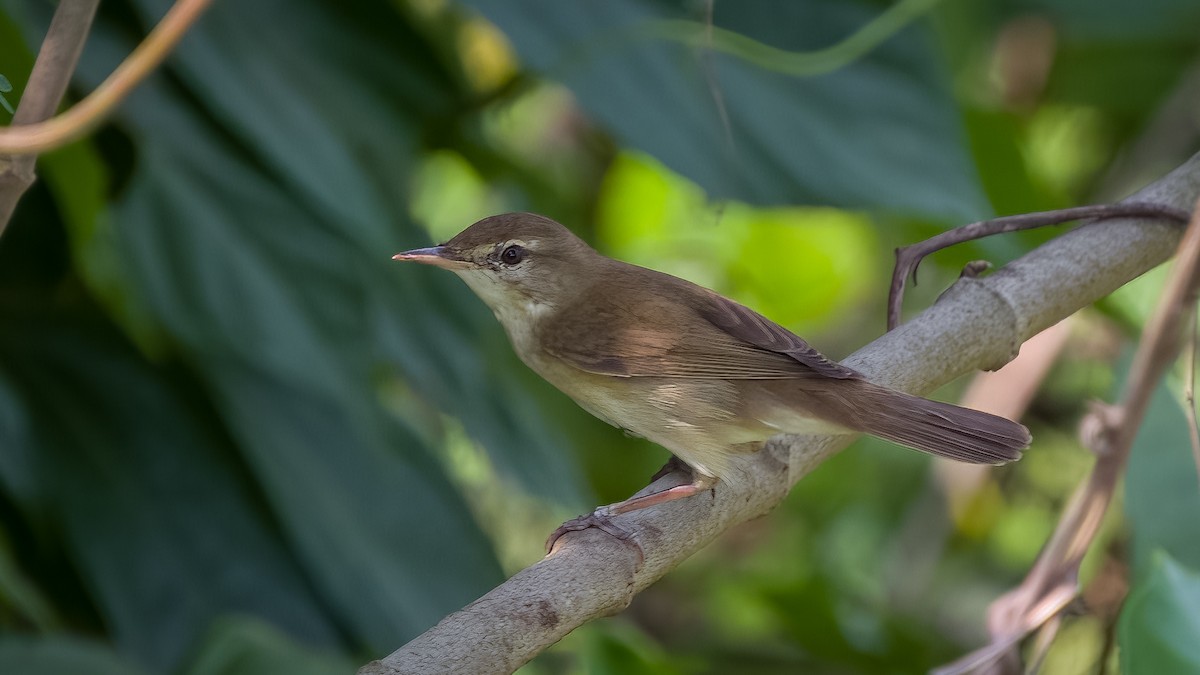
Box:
<box><xmin>0</xmin><ymin>0</ymin><xmax>100</xmax><ymax>235</ymax></box>
<box><xmin>360</xmin><ymin>153</ymin><xmax>1200</xmax><ymax>675</ymax></box>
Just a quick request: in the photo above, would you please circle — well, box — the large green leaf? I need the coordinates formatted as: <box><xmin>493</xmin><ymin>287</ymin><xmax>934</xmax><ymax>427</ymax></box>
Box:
<box><xmin>462</xmin><ymin>0</ymin><xmax>989</xmax><ymax>221</ymax></box>
<box><xmin>202</xmin><ymin>360</ymin><xmax>501</xmax><ymax>651</ymax></box>
<box><xmin>3</xmin><ymin>0</ymin><xmax>601</xmax><ymax>648</ymax></box>
<box><xmin>0</xmin><ymin>635</ymin><xmax>146</xmax><ymax>675</ymax></box>
<box><xmin>90</xmin><ymin>69</ymin><xmax>503</xmax><ymax>655</ymax></box>
<box><xmin>1119</xmin><ymin>552</ymin><xmax>1200</xmax><ymax>674</ymax></box>
<box><xmin>0</xmin><ymin>310</ymin><xmax>340</xmax><ymax>672</ymax></box>
<box><xmin>8</xmin><ymin>0</ymin><xmax>586</xmax><ymax>494</ymax></box>
<box><xmin>107</xmin><ymin>0</ymin><xmax>583</xmax><ymax>501</ymax></box>
<box><xmin>1124</xmin><ymin>380</ymin><xmax>1200</xmax><ymax>575</ymax></box>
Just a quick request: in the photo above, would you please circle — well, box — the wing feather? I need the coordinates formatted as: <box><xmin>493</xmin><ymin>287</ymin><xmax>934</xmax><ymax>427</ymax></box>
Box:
<box><xmin>542</xmin><ymin>273</ymin><xmax>862</xmax><ymax>381</ymax></box>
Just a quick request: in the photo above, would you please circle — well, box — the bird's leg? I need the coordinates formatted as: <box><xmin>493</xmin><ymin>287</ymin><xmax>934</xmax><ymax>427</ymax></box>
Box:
<box><xmin>545</xmin><ymin>473</ymin><xmax>718</xmax><ymax>554</ymax></box>
<box><xmin>649</xmin><ymin>455</ymin><xmax>688</xmax><ymax>482</ymax></box>
<box><xmin>605</xmin><ymin>473</ymin><xmax>718</xmax><ymax>514</ymax></box>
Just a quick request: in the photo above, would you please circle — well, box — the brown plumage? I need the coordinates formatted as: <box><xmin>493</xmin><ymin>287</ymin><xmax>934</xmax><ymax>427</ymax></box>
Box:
<box><xmin>394</xmin><ymin>212</ymin><xmax>1030</xmax><ymax>517</ymax></box>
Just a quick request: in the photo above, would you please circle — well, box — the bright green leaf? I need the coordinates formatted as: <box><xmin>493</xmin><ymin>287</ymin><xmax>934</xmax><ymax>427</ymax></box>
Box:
<box><xmin>597</xmin><ymin>152</ymin><xmax>879</xmax><ymax>333</ymax></box>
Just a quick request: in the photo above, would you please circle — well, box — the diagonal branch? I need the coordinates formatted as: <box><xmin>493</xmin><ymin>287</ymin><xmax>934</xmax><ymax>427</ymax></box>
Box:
<box><xmin>360</xmin><ymin>154</ymin><xmax>1200</xmax><ymax>675</ymax></box>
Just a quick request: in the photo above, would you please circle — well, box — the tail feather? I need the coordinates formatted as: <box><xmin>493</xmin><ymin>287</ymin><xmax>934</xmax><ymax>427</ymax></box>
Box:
<box><xmin>840</xmin><ymin>381</ymin><xmax>1029</xmax><ymax>465</ymax></box>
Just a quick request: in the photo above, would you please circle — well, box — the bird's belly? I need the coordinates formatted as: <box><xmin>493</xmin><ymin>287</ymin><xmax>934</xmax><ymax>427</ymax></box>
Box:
<box><xmin>526</xmin><ymin>354</ymin><xmax>774</xmax><ymax>479</ymax></box>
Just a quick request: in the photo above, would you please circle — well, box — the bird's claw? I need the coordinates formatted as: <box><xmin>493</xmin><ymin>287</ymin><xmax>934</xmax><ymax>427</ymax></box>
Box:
<box><xmin>545</xmin><ymin>506</ymin><xmax>643</xmax><ymax>564</ymax></box>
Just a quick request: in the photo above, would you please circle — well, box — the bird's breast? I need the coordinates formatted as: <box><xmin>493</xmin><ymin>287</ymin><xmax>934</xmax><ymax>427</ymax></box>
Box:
<box><xmin>520</xmin><ymin>351</ymin><xmax>777</xmax><ymax>477</ymax></box>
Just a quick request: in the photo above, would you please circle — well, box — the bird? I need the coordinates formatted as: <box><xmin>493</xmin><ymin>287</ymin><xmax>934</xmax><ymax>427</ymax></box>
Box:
<box><xmin>394</xmin><ymin>212</ymin><xmax>1030</xmax><ymax>542</ymax></box>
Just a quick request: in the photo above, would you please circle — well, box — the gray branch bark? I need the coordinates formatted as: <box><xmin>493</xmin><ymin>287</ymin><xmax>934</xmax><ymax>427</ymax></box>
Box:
<box><xmin>361</xmin><ymin>152</ymin><xmax>1200</xmax><ymax>675</ymax></box>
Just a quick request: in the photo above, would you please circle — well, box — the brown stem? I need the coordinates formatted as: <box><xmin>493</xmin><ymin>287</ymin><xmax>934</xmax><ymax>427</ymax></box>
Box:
<box><xmin>936</xmin><ymin>195</ymin><xmax>1200</xmax><ymax>674</ymax></box>
<box><xmin>0</xmin><ymin>0</ymin><xmax>101</xmax><ymax>235</ymax></box>
<box><xmin>887</xmin><ymin>203</ymin><xmax>1192</xmax><ymax>330</ymax></box>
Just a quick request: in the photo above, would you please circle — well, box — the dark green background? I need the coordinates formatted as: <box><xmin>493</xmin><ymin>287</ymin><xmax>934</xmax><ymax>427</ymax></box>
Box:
<box><xmin>0</xmin><ymin>0</ymin><xmax>1198</xmax><ymax>672</ymax></box>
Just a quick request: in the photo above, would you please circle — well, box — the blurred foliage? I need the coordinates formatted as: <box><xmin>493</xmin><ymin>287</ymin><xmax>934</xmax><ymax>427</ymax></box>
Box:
<box><xmin>0</xmin><ymin>0</ymin><xmax>1198</xmax><ymax>673</ymax></box>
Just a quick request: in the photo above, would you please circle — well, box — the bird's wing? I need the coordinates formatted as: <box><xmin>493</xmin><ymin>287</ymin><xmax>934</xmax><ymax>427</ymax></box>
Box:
<box><xmin>542</xmin><ymin>278</ymin><xmax>862</xmax><ymax>381</ymax></box>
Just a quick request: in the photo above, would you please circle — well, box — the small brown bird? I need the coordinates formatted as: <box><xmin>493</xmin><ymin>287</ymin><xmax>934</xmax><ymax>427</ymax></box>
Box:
<box><xmin>395</xmin><ymin>213</ymin><xmax>1030</xmax><ymax>532</ymax></box>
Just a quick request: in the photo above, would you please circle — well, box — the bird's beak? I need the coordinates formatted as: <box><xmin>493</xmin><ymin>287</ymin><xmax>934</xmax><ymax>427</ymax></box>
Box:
<box><xmin>392</xmin><ymin>246</ymin><xmax>469</xmax><ymax>270</ymax></box>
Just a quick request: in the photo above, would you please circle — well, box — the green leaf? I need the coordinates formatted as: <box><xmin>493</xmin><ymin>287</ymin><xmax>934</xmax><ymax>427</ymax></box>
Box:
<box><xmin>203</xmin><ymin>362</ymin><xmax>505</xmax><ymax>651</ymax></box>
<box><xmin>1026</xmin><ymin>0</ymin><xmax>1200</xmax><ymax>122</ymax></box>
<box><xmin>0</xmin><ymin>0</ymin><xmax>591</xmax><ymax>656</ymax></box>
<box><xmin>1124</xmin><ymin>379</ymin><xmax>1200</xmax><ymax>575</ymax></box>
<box><xmin>0</xmin><ymin>527</ymin><xmax>60</xmax><ymax>630</ymax></box>
<box><xmin>0</xmin><ymin>635</ymin><xmax>146</xmax><ymax>675</ymax></box>
<box><xmin>1119</xmin><ymin>552</ymin><xmax>1200</xmax><ymax>674</ymax></box>
<box><xmin>182</xmin><ymin>616</ymin><xmax>353</xmax><ymax>675</ymax></box>
<box><xmin>1023</xmin><ymin>0</ymin><xmax>1200</xmax><ymax>42</ymax></box>
<box><xmin>463</xmin><ymin>0</ymin><xmax>988</xmax><ymax>220</ymax></box>
<box><xmin>0</xmin><ymin>311</ymin><xmax>342</xmax><ymax>672</ymax></box>
<box><xmin>97</xmin><ymin>136</ymin><xmax>509</xmax><ymax>646</ymax></box>
<box><xmin>64</xmin><ymin>0</ymin><xmax>585</xmax><ymax>503</ymax></box>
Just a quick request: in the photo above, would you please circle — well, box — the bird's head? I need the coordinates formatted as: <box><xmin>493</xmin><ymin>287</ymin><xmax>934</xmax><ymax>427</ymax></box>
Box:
<box><xmin>393</xmin><ymin>212</ymin><xmax>597</xmax><ymax>321</ymax></box>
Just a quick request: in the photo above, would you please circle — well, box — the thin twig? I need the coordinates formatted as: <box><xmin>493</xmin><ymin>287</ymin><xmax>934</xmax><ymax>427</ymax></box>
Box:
<box><xmin>887</xmin><ymin>203</ymin><xmax>1192</xmax><ymax>330</ymax></box>
<box><xmin>698</xmin><ymin>0</ymin><xmax>733</xmax><ymax>155</ymax></box>
<box><xmin>936</xmin><ymin>195</ymin><xmax>1200</xmax><ymax>674</ymax></box>
<box><xmin>0</xmin><ymin>0</ymin><xmax>101</xmax><ymax>235</ymax></box>
<box><xmin>0</xmin><ymin>0</ymin><xmax>213</xmax><ymax>157</ymax></box>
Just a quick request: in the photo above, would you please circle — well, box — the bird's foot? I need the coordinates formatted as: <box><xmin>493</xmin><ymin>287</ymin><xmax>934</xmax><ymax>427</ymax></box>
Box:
<box><xmin>545</xmin><ymin>506</ymin><xmax>641</xmax><ymax>563</ymax></box>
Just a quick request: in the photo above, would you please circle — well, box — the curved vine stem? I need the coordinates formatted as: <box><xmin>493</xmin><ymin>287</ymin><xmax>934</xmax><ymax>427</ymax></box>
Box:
<box><xmin>0</xmin><ymin>0</ymin><xmax>213</xmax><ymax>157</ymax></box>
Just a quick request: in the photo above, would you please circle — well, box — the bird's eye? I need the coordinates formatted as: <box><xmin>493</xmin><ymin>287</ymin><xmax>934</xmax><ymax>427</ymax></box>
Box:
<box><xmin>500</xmin><ymin>245</ymin><xmax>525</xmax><ymax>265</ymax></box>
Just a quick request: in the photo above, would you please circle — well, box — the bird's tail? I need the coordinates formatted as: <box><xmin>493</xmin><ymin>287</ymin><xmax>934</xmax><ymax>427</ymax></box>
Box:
<box><xmin>820</xmin><ymin>379</ymin><xmax>1030</xmax><ymax>464</ymax></box>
